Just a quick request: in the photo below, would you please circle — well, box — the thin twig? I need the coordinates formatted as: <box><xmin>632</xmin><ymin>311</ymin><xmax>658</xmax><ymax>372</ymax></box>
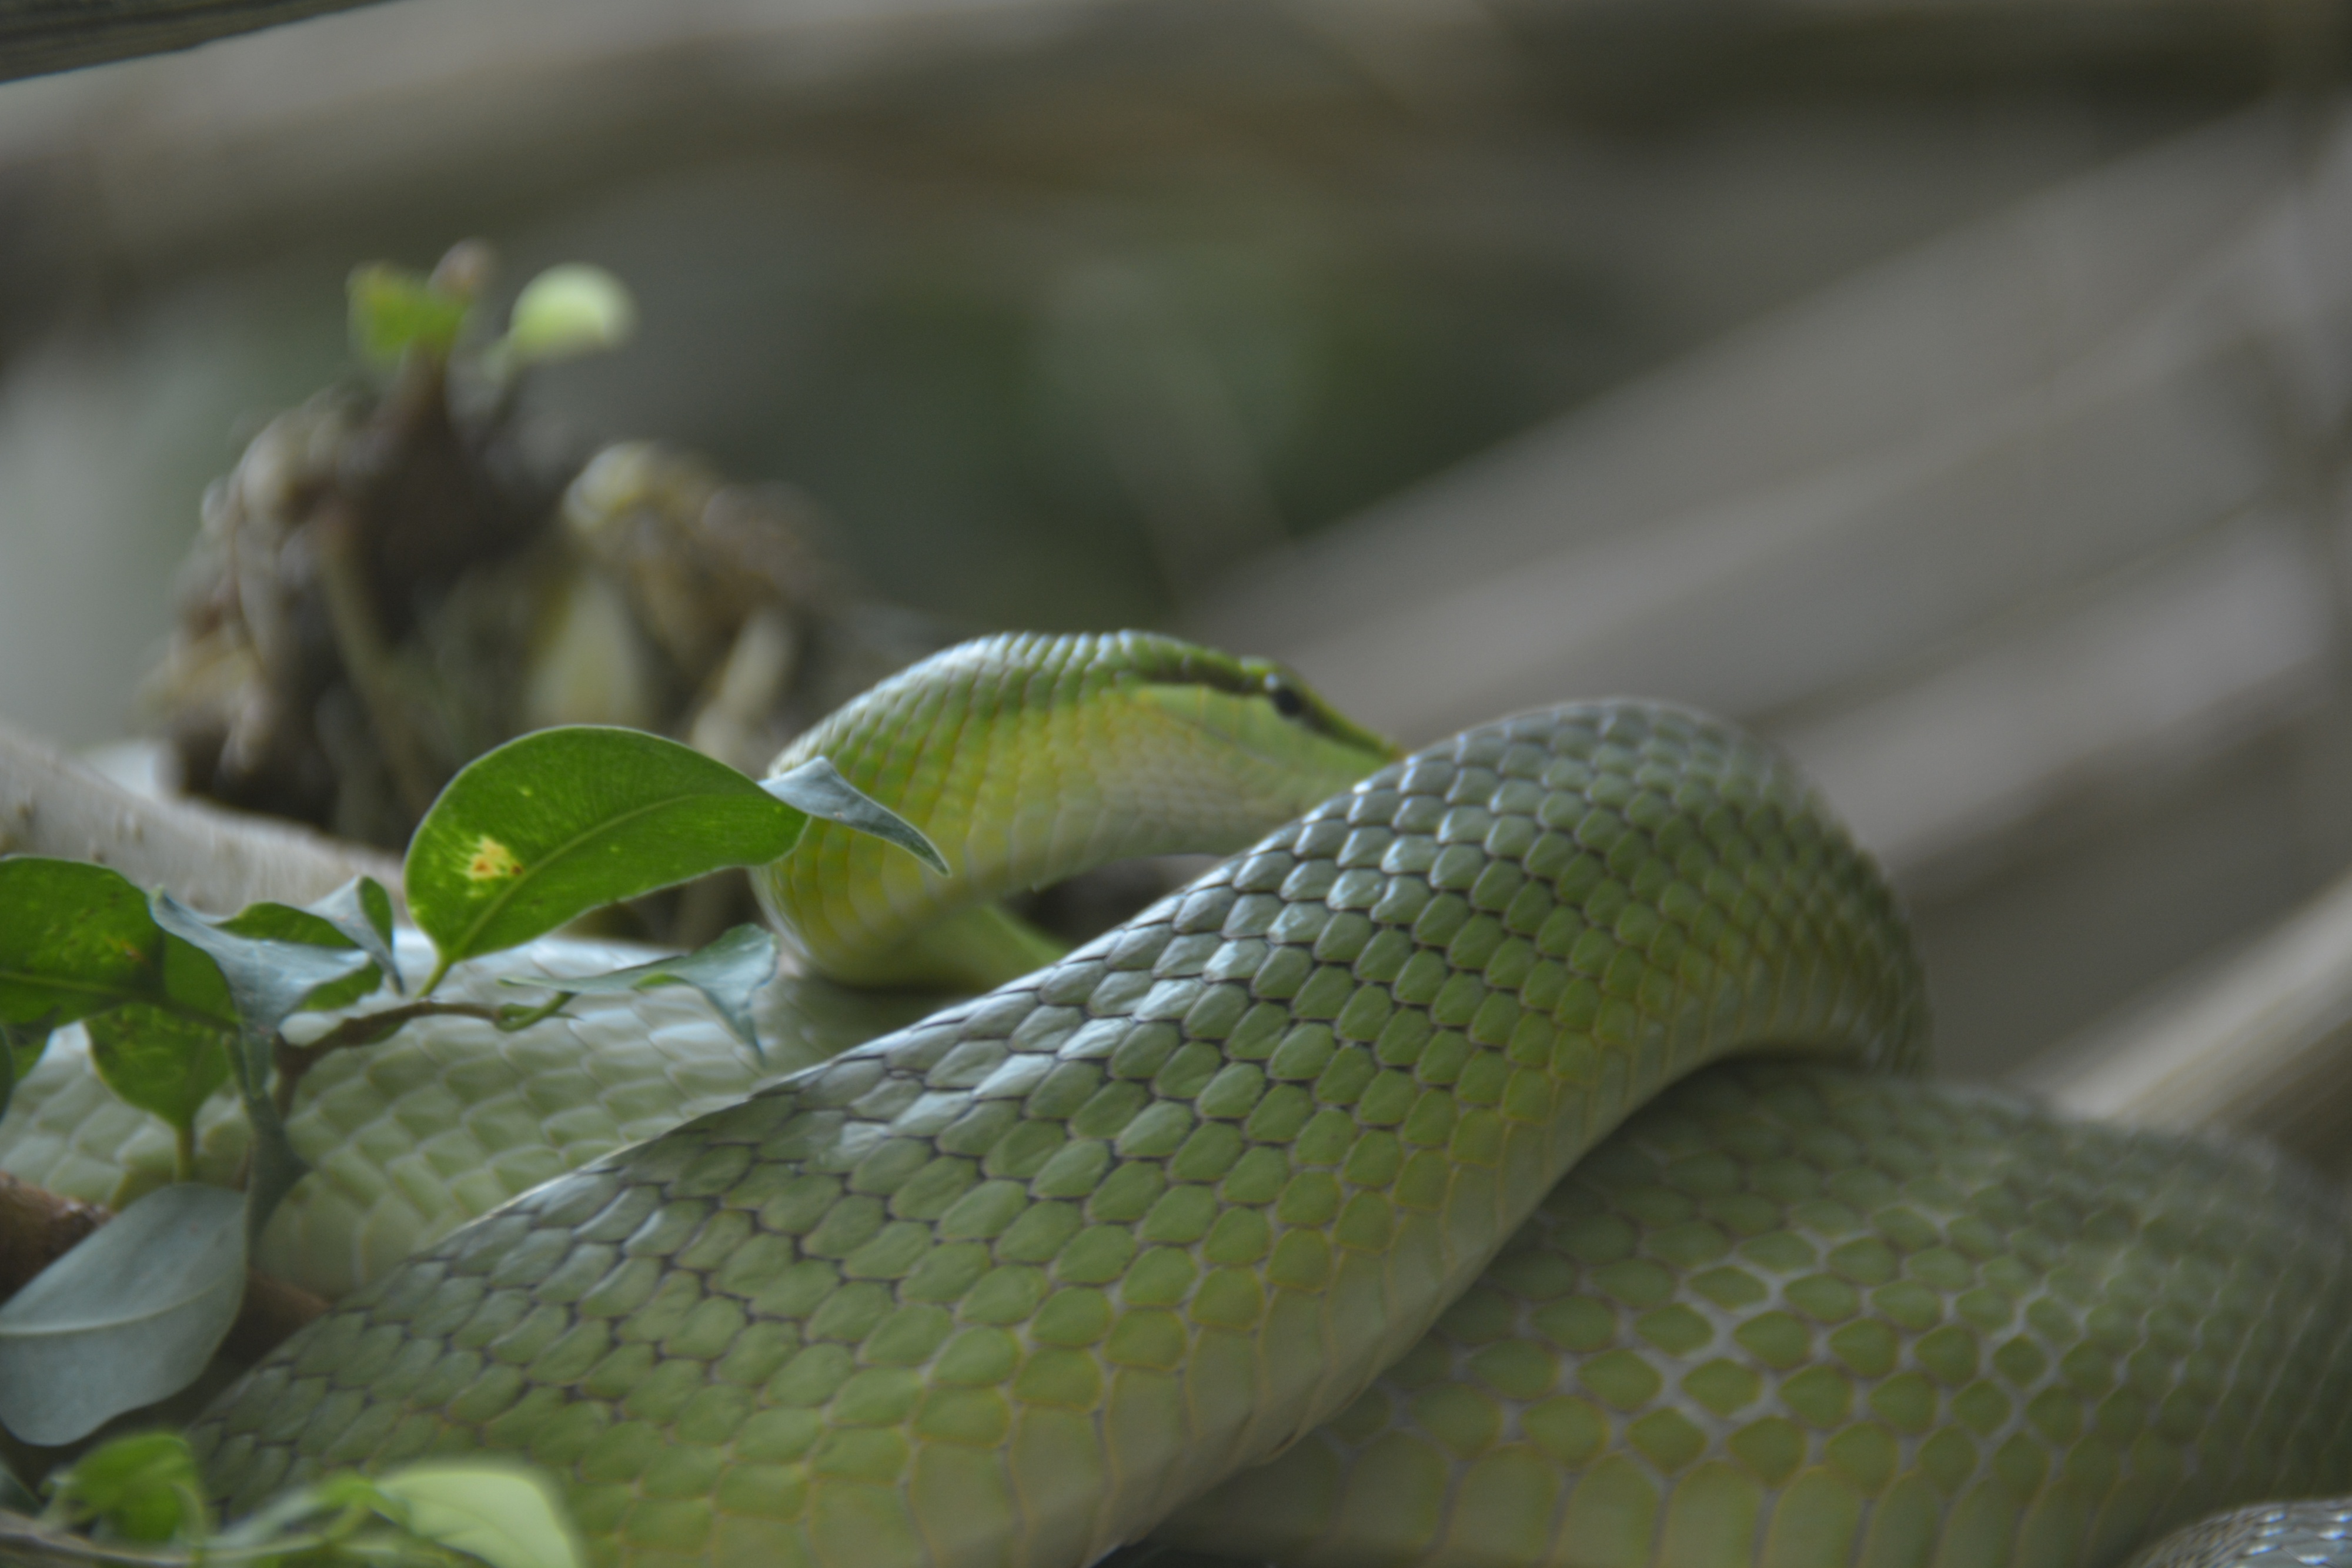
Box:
<box><xmin>0</xmin><ymin>1510</ymin><xmax>363</xmax><ymax>1567</ymax></box>
<box><xmin>0</xmin><ymin>1175</ymin><xmax>105</xmax><ymax>1299</ymax></box>
<box><xmin>0</xmin><ymin>1513</ymin><xmax>190</xmax><ymax>1567</ymax></box>
<box><xmin>270</xmin><ymin>1001</ymin><xmax>499</xmax><ymax>1116</ymax></box>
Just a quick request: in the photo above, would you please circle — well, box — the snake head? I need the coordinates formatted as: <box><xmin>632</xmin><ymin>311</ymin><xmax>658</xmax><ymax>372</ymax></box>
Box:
<box><xmin>751</xmin><ymin>631</ymin><xmax>1396</xmax><ymax>989</ymax></box>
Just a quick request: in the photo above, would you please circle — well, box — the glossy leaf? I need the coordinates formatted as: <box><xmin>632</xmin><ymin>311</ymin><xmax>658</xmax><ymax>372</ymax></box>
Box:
<box><xmin>406</xmin><ymin>728</ymin><xmax>937</xmax><ymax>994</ymax></box>
<box><xmin>216</xmin><ymin>882</ymin><xmax>397</xmax><ymax>1014</ymax></box>
<box><xmin>86</xmin><ymin>932</ymin><xmax>236</xmax><ymax>1142</ymax></box>
<box><xmin>369</xmin><ymin>1462</ymin><xmax>585</xmax><ymax>1568</ymax></box>
<box><xmin>766</xmin><ymin>756</ymin><xmax>948</xmax><ymax>874</ymax></box>
<box><xmin>150</xmin><ymin>893</ymin><xmax>374</xmax><ymax>1043</ymax></box>
<box><xmin>402</xmin><ymin>728</ymin><xmax>814</xmax><ymax>987</ymax></box>
<box><xmin>0</xmin><ymin>860</ymin><xmax>236</xmax><ymax>1133</ymax></box>
<box><xmin>86</xmin><ymin>1007</ymin><xmax>232</xmax><ymax>1141</ymax></box>
<box><xmin>0</xmin><ymin>858</ymin><xmax>171</xmax><ymax>1027</ymax></box>
<box><xmin>0</xmin><ymin>1184</ymin><xmax>246</xmax><ymax>1446</ymax></box>
<box><xmin>501</xmin><ymin>924</ymin><xmax>778</xmax><ymax>1059</ymax></box>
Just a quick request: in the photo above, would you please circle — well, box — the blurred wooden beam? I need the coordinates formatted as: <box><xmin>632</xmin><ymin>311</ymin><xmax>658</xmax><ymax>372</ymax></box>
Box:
<box><xmin>0</xmin><ymin>0</ymin><xmax>392</xmax><ymax>82</ymax></box>
<box><xmin>2014</xmin><ymin>864</ymin><xmax>2352</xmax><ymax>1183</ymax></box>
<box><xmin>1488</xmin><ymin>0</ymin><xmax>2350</xmax><ymax>110</ymax></box>
<box><xmin>0</xmin><ymin>716</ymin><xmax>401</xmax><ymax>912</ymax></box>
<box><xmin>1192</xmin><ymin>103</ymin><xmax>2352</xmax><ymax>872</ymax></box>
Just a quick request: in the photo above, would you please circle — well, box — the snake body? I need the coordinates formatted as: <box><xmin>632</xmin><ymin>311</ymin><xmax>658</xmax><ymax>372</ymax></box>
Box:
<box><xmin>4</xmin><ymin>635</ymin><xmax>2349</xmax><ymax>1567</ymax></box>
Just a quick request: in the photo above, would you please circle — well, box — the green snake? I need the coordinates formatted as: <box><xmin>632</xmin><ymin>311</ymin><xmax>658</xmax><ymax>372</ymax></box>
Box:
<box><xmin>3</xmin><ymin>631</ymin><xmax>2349</xmax><ymax>1568</ymax></box>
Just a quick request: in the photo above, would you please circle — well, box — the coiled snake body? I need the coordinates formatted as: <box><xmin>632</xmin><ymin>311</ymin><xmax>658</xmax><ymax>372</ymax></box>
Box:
<box><xmin>6</xmin><ymin>634</ymin><xmax>2350</xmax><ymax>1568</ymax></box>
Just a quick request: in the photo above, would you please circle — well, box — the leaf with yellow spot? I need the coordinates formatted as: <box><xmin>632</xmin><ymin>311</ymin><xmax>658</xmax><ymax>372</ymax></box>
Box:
<box><xmin>405</xmin><ymin>727</ymin><xmax>937</xmax><ymax>994</ymax></box>
<box><xmin>465</xmin><ymin>837</ymin><xmax>523</xmax><ymax>882</ymax></box>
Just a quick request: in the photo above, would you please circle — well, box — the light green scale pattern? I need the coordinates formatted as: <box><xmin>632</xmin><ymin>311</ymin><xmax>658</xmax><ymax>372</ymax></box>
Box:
<box><xmin>1160</xmin><ymin>1062</ymin><xmax>2352</xmax><ymax>1568</ymax></box>
<box><xmin>189</xmin><ymin>703</ymin><xmax>1926</xmax><ymax>1568</ymax></box>
<box><xmin>0</xmin><ymin>938</ymin><xmax>930</xmax><ymax>1299</ymax></box>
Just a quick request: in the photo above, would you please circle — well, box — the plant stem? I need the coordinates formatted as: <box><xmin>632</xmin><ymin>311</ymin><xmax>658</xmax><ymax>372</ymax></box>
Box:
<box><xmin>0</xmin><ymin>1509</ymin><xmax>351</xmax><ymax>1566</ymax></box>
<box><xmin>269</xmin><ymin>1000</ymin><xmax>499</xmax><ymax>1118</ymax></box>
<box><xmin>172</xmin><ymin>1123</ymin><xmax>196</xmax><ymax>1185</ymax></box>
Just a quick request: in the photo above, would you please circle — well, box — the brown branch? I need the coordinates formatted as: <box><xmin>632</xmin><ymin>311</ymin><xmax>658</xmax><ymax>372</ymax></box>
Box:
<box><xmin>0</xmin><ymin>1174</ymin><xmax>328</xmax><ymax>1363</ymax></box>
<box><xmin>270</xmin><ymin>999</ymin><xmax>503</xmax><ymax>1117</ymax></box>
<box><xmin>0</xmin><ymin>1174</ymin><xmax>105</xmax><ymax>1298</ymax></box>
<box><xmin>0</xmin><ymin>0</ymin><xmax>397</xmax><ymax>85</ymax></box>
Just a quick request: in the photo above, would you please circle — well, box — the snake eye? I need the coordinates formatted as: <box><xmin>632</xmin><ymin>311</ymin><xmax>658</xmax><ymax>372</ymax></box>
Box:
<box><xmin>1265</xmin><ymin>676</ymin><xmax>1307</xmax><ymax>719</ymax></box>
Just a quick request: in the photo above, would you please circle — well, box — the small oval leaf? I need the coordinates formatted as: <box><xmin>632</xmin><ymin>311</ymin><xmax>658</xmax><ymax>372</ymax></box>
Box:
<box><xmin>500</xmin><ymin>924</ymin><xmax>777</xmax><ymax>1059</ymax></box>
<box><xmin>370</xmin><ymin>1462</ymin><xmax>586</xmax><ymax>1568</ymax></box>
<box><xmin>764</xmin><ymin>757</ymin><xmax>948</xmax><ymax>874</ymax></box>
<box><xmin>86</xmin><ymin>1006</ymin><xmax>233</xmax><ymax>1138</ymax></box>
<box><xmin>88</xmin><ymin>930</ymin><xmax>239</xmax><ymax>1140</ymax></box>
<box><xmin>503</xmin><ymin>263</ymin><xmax>636</xmax><ymax>367</ymax></box>
<box><xmin>403</xmin><ymin>728</ymin><xmax>813</xmax><ymax>986</ymax></box>
<box><xmin>349</xmin><ymin>262</ymin><xmax>470</xmax><ymax>365</ymax></box>
<box><xmin>0</xmin><ymin>1185</ymin><xmax>246</xmax><ymax>1446</ymax></box>
<box><xmin>309</xmin><ymin>875</ymin><xmax>403</xmax><ymax>995</ymax></box>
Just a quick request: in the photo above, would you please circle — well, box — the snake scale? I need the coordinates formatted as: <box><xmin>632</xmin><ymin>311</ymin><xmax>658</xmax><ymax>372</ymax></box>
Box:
<box><xmin>4</xmin><ymin>633</ymin><xmax>2350</xmax><ymax>1568</ymax></box>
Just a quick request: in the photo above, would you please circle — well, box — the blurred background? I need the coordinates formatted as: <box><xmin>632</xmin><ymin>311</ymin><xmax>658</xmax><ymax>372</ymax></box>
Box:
<box><xmin>2</xmin><ymin>0</ymin><xmax>2351</xmax><ymax>1115</ymax></box>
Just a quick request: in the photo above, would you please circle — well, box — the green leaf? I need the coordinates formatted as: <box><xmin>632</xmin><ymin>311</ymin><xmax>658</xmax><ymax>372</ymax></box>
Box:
<box><xmin>153</xmin><ymin>894</ymin><xmax>375</xmax><ymax>1041</ymax></box>
<box><xmin>0</xmin><ymin>1185</ymin><xmax>246</xmax><ymax>1446</ymax></box>
<box><xmin>402</xmin><ymin>728</ymin><xmax>814</xmax><ymax>988</ymax></box>
<box><xmin>0</xmin><ymin>1017</ymin><xmax>51</xmax><ymax>1124</ymax></box>
<box><xmin>310</xmin><ymin>875</ymin><xmax>403</xmax><ymax>995</ymax></box>
<box><xmin>0</xmin><ymin>858</ymin><xmax>171</xmax><ymax>1028</ymax></box>
<box><xmin>405</xmin><ymin>729</ymin><xmax>941</xmax><ymax>996</ymax></box>
<box><xmin>216</xmin><ymin>878</ymin><xmax>400</xmax><ymax>1014</ymax></box>
<box><xmin>87</xmin><ymin>932</ymin><xmax>235</xmax><ymax>1143</ymax></box>
<box><xmin>86</xmin><ymin>1007</ymin><xmax>232</xmax><ymax>1141</ymax></box>
<box><xmin>149</xmin><ymin>893</ymin><xmax>376</xmax><ymax>1238</ymax></box>
<box><xmin>500</xmin><ymin>264</ymin><xmax>635</xmax><ymax>367</ymax></box>
<box><xmin>368</xmin><ymin>1462</ymin><xmax>584</xmax><ymax>1568</ymax></box>
<box><xmin>765</xmin><ymin>757</ymin><xmax>948</xmax><ymax>875</ymax></box>
<box><xmin>500</xmin><ymin>924</ymin><xmax>778</xmax><ymax>1059</ymax></box>
<box><xmin>349</xmin><ymin>263</ymin><xmax>472</xmax><ymax>366</ymax></box>
<box><xmin>46</xmin><ymin>1432</ymin><xmax>208</xmax><ymax>1544</ymax></box>
<box><xmin>0</xmin><ymin>861</ymin><xmax>238</xmax><ymax>1132</ymax></box>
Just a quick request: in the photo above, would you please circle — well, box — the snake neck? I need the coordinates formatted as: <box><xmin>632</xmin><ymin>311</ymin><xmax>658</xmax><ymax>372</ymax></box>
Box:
<box><xmin>751</xmin><ymin>631</ymin><xmax>1396</xmax><ymax>991</ymax></box>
